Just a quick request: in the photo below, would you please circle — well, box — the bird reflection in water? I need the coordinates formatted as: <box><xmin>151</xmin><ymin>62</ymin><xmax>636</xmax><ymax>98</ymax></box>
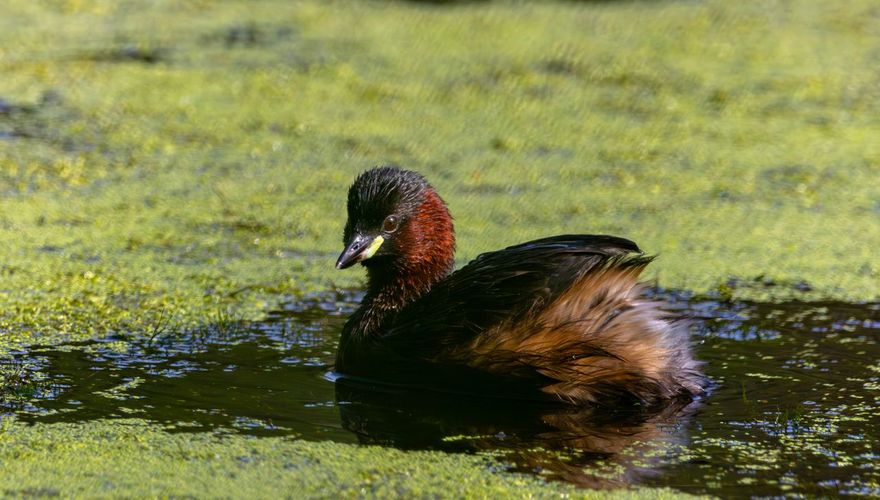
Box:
<box><xmin>335</xmin><ymin>378</ymin><xmax>700</xmax><ymax>489</ymax></box>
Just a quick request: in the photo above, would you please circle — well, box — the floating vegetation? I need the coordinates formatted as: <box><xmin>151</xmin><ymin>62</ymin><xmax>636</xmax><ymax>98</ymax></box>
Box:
<box><xmin>1</xmin><ymin>0</ymin><xmax>878</xmax><ymax>495</ymax></box>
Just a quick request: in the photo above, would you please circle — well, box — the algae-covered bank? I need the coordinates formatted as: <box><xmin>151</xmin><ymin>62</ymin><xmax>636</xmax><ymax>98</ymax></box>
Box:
<box><xmin>0</xmin><ymin>0</ymin><xmax>878</xmax><ymax>496</ymax></box>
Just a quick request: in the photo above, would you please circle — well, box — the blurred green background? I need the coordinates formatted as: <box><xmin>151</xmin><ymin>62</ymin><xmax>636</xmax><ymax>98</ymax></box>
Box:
<box><xmin>1</xmin><ymin>0</ymin><xmax>878</xmax><ymax>344</ymax></box>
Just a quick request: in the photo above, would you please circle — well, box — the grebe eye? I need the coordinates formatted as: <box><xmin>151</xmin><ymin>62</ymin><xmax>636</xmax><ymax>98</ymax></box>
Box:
<box><xmin>382</xmin><ymin>215</ymin><xmax>400</xmax><ymax>233</ymax></box>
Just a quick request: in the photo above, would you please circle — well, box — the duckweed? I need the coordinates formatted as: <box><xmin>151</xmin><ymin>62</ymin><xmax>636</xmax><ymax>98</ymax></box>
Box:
<box><xmin>0</xmin><ymin>0</ymin><xmax>878</xmax><ymax>351</ymax></box>
<box><xmin>0</xmin><ymin>0</ymin><xmax>878</xmax><ymax>496</ymax></box>
<box><xmin>0</xmin><ymin>418</ymin><xmax>697</xmax><ymax>498</ymax></box>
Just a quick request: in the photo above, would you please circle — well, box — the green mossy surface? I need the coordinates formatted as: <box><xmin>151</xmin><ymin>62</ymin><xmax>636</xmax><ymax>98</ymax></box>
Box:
<box><xmin>0</xmin><ymin>418</ymin><xmax>692</xmax><ymax>498</ymax></box>
<box><xmin>1</xmin><ymin>0</ymin><xmax>878</xmax><ymax>349</ymax></box>
<box><xmin>0</xmin><ymin>0</ymin><xmax>878</xmax><ymax>495</ymax></box>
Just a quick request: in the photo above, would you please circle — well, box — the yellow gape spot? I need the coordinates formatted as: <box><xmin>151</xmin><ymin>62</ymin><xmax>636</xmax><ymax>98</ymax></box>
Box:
<box><xmin>360</xmin><ymin>235</ymin><xmax>384</xmax><ymax>260</ymax></box>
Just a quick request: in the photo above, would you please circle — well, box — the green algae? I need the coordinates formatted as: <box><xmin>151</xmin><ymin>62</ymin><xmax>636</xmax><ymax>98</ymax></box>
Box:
<box><xmin>0</xmin><ymin>418</ymin><xmax>691</xmax><ymax>498</ymax></box>
<box><xmin>1</xmin><ymin>0</ymin><xmax>879</xmax><ymax>351</ymax></box>
<box><xmin>0</xmin><ymin>1</ymin><xmax>879</xmax><ymax>494</ymax></box>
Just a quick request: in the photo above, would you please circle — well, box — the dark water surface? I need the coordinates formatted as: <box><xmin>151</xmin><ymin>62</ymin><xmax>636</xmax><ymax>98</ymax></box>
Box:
<box><xmin>2</xmin><ymin>291</ymin><xmax>878</xmax><ymax>497</ymax></box>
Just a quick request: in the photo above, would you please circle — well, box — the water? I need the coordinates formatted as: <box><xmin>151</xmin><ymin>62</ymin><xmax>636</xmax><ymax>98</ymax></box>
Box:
<box><xmin>2</xmin><ymin>290</ymin><xmax>878</xmax><ymax>497</ymax></box>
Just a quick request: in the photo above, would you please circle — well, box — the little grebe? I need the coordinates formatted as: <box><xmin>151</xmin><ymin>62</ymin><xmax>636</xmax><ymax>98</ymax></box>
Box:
<box><xmin>335</xmin><ymin>166</ymin><xmax>706</xmax><ymax>406</ymax></box>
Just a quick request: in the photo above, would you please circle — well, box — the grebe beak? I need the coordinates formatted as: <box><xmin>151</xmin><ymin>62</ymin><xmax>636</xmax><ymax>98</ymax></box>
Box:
<box><xmin>335</xmin><ymin>234</ymin><xmax>385</xmax><ymax>269</ymax></box>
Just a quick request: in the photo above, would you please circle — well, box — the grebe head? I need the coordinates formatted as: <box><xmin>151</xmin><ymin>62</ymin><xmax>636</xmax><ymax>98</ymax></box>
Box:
<box><xmin>335</xmin><ymin>166</ymin><xmax>455</xmax><ymax>284</ymax></box>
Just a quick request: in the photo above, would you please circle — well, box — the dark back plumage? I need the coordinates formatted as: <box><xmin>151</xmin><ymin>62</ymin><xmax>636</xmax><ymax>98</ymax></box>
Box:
<box><xmin>384</xmin><ymin>235</ymin><xmax>646</xmax><ymax>349</ymax></box>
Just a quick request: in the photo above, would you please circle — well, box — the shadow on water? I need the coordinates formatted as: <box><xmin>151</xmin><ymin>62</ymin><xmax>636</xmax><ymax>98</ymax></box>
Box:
<box><xmin>336</xmin><ymin>378</ymin><xmax>702</xmax><ymax>489</ymax></box>
<box><xmin>1</xmin><ymin>290</ymin><xmax>878</xmax><ymax>496</ymax></box>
